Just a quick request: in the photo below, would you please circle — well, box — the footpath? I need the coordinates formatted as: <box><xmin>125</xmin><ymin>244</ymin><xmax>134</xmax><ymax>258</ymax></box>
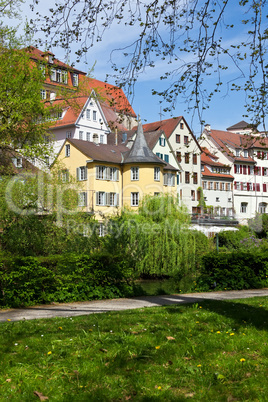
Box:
<box><xmin>0</xmin><ymin>288</ymin><xmax>268</xmax><ymax>323</ymax></box>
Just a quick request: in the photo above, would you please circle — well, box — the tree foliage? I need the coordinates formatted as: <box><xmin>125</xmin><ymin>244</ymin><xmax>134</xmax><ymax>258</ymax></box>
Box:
<box><xmin>31</xmin><ymin>0</ymin><xmax>268</xmax><ymax>131</ymax></box>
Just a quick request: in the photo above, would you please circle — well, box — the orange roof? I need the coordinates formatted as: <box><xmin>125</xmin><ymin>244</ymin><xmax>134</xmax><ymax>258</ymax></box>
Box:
<box><xmin>80</xmin><ymin>76</ymin><xmax>136</xmax><ymax>118</ymax></box>
<box><xmin>136</xmin><ymin>117</ymin><xmax>183</xmax><ymax>138</ymax></box>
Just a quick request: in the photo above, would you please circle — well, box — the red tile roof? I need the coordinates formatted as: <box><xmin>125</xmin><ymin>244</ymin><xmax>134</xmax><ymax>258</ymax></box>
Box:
<box><xmin>202</xmin><ymin>166</ymin><xmax>234</xmax><ymax>179</ymax></box>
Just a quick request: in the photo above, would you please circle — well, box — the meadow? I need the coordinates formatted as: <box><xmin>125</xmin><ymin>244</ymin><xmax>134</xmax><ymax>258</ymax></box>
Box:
<box><xmin>0</xmin><ymin>296</ymin><xmax>267</xmax><ymax>401</ymax></box>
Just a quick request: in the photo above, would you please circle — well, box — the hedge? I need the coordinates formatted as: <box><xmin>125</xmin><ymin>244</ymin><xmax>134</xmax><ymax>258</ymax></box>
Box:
<box><xmin>0</xmin><ymin>252</ymin><xmax>135</xmax><ymax>308</ymax></box>
<box><xmin>197</xmin><ymin>250</ymin><xmax>268</xmax><ymax>291</ymax></box>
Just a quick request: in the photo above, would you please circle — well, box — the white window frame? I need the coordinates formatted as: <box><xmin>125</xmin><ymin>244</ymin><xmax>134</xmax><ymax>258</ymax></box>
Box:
<box><xmin>86</xmin><ymin>132</ymin><xmax>91</xmax><ymax>141</ymax></box>
<box><xmin>110</xmin><ymin>167</ymin><xmax>119</xmax><ymax>181</ymax></box>
<box><xmin>72</xmin><ymin>73</ymin><xmax>79</xmax><ymax>87</ymax></box>
<box><xmin>159</xmin><ymin>137</ymin><xmax>165</xmax><ymax>147</ymax></box>
<box><xmin>79</xmin><ymin>131</ymin><xmax>83</xmax><ymax>140</ymax></box>
<box><xmin>12</xmin><ymin>157</ymin><xmax>23</xmax><ymax>168</ymax></box>
<box><xmin>96</xmin><ymin>191</ymin><xmax>105</xmax><ymax>206</ymax></box>
<box><xmin>86</xmin><ymin>109</ymin><xmax>91</xmax><ymax>120</ymax></box>
<box><xmin>154</xmin><ymin>167</ymin><xmax>160</xmax><ymax>181</ymax></box>
<box><xmin>203</xmin><ymin>181</ymin><xmax>207</xmax><ymax>189</ymax></box>
<box><xmin>66</xmin><ymin>131</ymin><xmax>72</xmax><ymax>139</ymax></box>
<box><xmin>131</xmin><ymin>192</ymin><xmax>139</xmax><ymax>207</ymax></box>
<box><xmin>78</xmin><ymin>192</ymin><xmax>87</xmax><ymax>207</ymax></box>
<box><xmin>131</xmin><ymin>167</ymin><xmax>139</xmax><ymax>181</ymax></box>
<box><xmin>241</xmin><ymin>202</ymin><xmax>248</xmax><ymax>213</ymax></box>
<box><xmin>40</xmin><ymin>89</ymin><xmax>46</xmax><ymax>99</ymax></box>
<box><xmin>61</xmin><ymin>169</ymin><xmax>69</xmax><ymax>183</ymax></box>
<box><xmin>65</xmin><ymin>144</ymin><xmax>70</xmax><ymax>157</ymax></box>
<box><xmin>164</xmin><ymin>173</ymin><xmax>175</xmax><ymax>186</ymax></box>
<box><xmin>96</xmin><ymin>166</ymin><xmax>106</xmax><ymax>180</ymax></box>
<box><xmin>93</xmin><ymin>110</ymin><xmax>97</xmax><ymax>121</ymax></box>
<box><xmin>77</xmin><ymin>166</ymin><xmax>87</xmax><ymax>181</ymax></box>
<box><xmin>100</xmin><ymin>134</ymin><xmax>104</xmax><ymax>144</ymax></box>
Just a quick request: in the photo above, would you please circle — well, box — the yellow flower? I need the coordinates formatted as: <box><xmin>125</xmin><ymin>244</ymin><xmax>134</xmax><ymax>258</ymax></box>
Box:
<box><xmin>199</xmin><ymin>306</ymin><xmax>202</xmax><ymax>309</ymax></box>
<box><xmin>230</xmin><ymin>333</ymin><xmax>234</xmax><ymax>336</ymax></box>
<box><xmin>158</xmin><ymin>386</ymin><xmax>162</xmax><ymax>390</ymax></box>
<box><xmin>7</xmin><ymin>319</ymin><xmax>11</xmax><ymax>321</ymax></box>
<box><xmin>197</xmin><ymin>364</ymin><xmax>202</xmax><ymax>367</ymax></box>
<box><xmin>155</xmin><ymin>346</ymin><xmax>160</xmax><ymax>350</ymax></box>
<box><xmin>58</xmin><ymin>326</ymin><xmax>62</xmax><ymax>330</ymax></box>
<box><xmin>196</xmin><ymin>321</ymin><xmax>199</xmax><ymax>323</ymax></box>
<box><xmin>47</xmin><ymin>351</ymin><xmax>52</xmax><ymax>355</ymax></box>
<box><xmin>240</xmin><ymin>358</ymin><xmax>246</xmax><ymax>362</ymax></box>
<box><xmin>217</xmin><ymin>331</ymin><xmax>221</xmax><ymax>334</ymax></box>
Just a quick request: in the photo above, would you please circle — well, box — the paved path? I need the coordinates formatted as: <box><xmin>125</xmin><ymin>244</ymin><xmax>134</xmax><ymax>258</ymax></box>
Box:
<box><xmin>0</xmin><ymin>288</ymin><xmax>267</xmax><ymax>323</ymax></box>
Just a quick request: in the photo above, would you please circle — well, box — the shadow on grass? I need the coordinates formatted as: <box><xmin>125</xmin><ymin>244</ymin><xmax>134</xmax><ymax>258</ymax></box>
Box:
<box><xmin>134</xmin><ymin>294</ymin><xmax>268</xmax><ymax>331</ymax></box>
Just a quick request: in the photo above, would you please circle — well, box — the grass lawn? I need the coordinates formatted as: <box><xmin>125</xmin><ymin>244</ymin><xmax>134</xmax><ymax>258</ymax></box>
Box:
<box><xmin>0</xmin><ymin>297</ymin><xmax>267</xmax><ymax>401</ymax></box>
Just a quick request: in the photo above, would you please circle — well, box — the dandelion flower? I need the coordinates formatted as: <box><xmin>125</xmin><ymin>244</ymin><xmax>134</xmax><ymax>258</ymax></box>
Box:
<box><xmin>58</xmin><ymin>326</ymin><xmax>62</xmax><ymax>330</ymax></box>
<box><xmin>217</xmin><ymin>331</ymin><xmax>221</xmax><ymax>334</ymax></box>
<box><xmin>230</xmin><ymin>333</ymin><xmax>234</xmax><ymax>336</ymax></box>
<box><xmin>240</xmin><ymin>358</ymin><xmax>246</xmax><ymax>362</ymax></box>
<box><xmin>7</xmin><ymin>319</ymin><xmax>11</xmax><ymax>322</ymax></box>
<box><xmin>197</xmin><ymin>364</ymin><xmax>202</xmax><ymax>367</ymax></box>
<box><xmin>47</xmin><ymin>351</ymin><xmax>52</xmax><ymax>355</ymax></box>
<box><xmin>158</xmin><ymin>386</ymin><xmax>162</xmax><ymax>390</ymax></box>
<box><xmin>155</xmin><ymin>346</ymin><xmax>160</xmax><ymax>350</ymax></box>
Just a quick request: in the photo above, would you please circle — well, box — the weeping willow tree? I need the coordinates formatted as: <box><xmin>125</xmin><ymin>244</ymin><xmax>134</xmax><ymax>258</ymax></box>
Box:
<box><xmin>105</xmin><ymin>194</ymin><xmax>205</xmax><ymax>278</ymax></box>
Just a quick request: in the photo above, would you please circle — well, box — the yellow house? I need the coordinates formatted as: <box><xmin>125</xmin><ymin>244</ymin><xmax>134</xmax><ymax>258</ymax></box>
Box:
<box><xmin>54</xmin><ymin>120</ymin><xmax>179</xmax><ymax>220</ymax></box>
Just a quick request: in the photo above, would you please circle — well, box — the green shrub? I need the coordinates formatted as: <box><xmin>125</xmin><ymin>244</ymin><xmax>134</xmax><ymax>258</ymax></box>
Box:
<box><xmin>197</xmin><ymin>250</ymin><xmax>268</xmax><ymax>291</ymax></box>
<box><xmin>0</xmin><ymin>252</ymin><xmax>135</xmax><ymax>308</ymax></box>
<box><xmin>217</xmin><ymin>226</ymin><xmax>251</xmax><ymax>249</ymax></box>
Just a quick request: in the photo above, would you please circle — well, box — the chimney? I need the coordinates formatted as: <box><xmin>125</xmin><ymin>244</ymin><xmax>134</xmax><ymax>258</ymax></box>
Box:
<box><xmin>205</xmin><ymin>124</ymin><xmax>211</xmax><ymax>132</ymax></box>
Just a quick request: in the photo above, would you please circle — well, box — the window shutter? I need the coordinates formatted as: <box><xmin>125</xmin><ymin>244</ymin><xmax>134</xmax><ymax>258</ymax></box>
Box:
<box><xmin>234</xmin><ymin>181</ymin><xmax>237</xmax><ymax>190</ymax></box>
<box><xmin>106</xmin><ymin>167</ymin><xmax>110</xmax><ymax>180</ymax></box>
<box><xmin>253</xmin><ymin>183</ymin><xmax>255</xmax><ymax>191</ymax></box>
<box><xmin>247</xmin><ymin>183</ymin><xmax>250</xmax><ymax>191</ymax></box>
<box><xmin>84</xmin><ymin>167</ymin><xmax>87</xmax><ymax>180</ymax></box>
<box><xmin>84</xmin><ymin>192</ymin><xmax>87</xmax><ymax>206</ymax></box>
<box><xmin>116</xmin><ymin>168</ymin><xmax>119</xmax><ymax>181</ymax></box>
<box><xmin>257</xmin><ymin>183</ymin><xmax>260</xmax><ymax>192</ymax></box>
<box><xmin>172</xmin><ymin>174</ymin><xmax>175</xmax><ymax>186</ymax></box>
<box><xmin>106</xmin><ymin>192</ymin><xmax>110</xmax><ymax>206</ymax></box>
<box><xmin>96</xmin><ymin>192</ymin><xmax>99</xmax><ymax>205</ymax></box>
<box><xmin>263</xmin><ymin>184</ymin><xmax>267</xmax><ymax>192</ymax></box>
<box><xmin>234</xmin><ymin>164</ymin><xmax>237</xmax><ymax>173</ymax></box>
<box><xmin>248</xmin><ymin>166</ymin><xmax>250</xmax><ymax>175</ymax></box>
<box><xmin>96</xmin><ymin>166</ymin><xmax>100</xmax><ymax>179</ymax></box>
<box><xmin>76</xmin><ymin>167</ymin><xmax>80</xmax><ymax>181</ymax></box>
<box><xmin>164</xmin><ymin>173</ymin><xmax>168</xmax><ymax>185</ymax></box>
<box><xmin>240</xmin><ymin>165</ymin><xmax>242</xmax><ymax>174</ymax></box>
<box><xmin>214</xmin><ymin>182</ymin><xmax>216</xmax><ymax>190</ymax></box>
<box><xmin>262</xmin><ymin>167</ymin><xmax>265</xmax><ymax>176</ymax></box>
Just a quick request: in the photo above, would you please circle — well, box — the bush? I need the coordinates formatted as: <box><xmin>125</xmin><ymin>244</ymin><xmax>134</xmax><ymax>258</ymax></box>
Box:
<box><xmin>197</xmin><ymin>250</ymin><xmax>268</xmax><ymax>291</ymax></box>
<box><xmin>0</xmin><ymin>252</ymin><xmax>135</xmax><ymax>308</ymax></box>
<box><xmin>217</xmin><ymin>226</ymin><xmax>251</xmax><ymax>250</ymax></box>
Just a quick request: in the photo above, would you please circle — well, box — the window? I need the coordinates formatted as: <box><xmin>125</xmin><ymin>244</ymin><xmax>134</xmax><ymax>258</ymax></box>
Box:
<box><xmin>226</xmin><ymin>183</ymin><xmax>231</xmax><ymax>191</ymax></box>
<box><xmin>110</xmin><ymin>167</ymin><xmax>119</xmax><ymax>181</ymax></box>
<box><xmin>159</xmin><ymin>137</ymin><xmax>165</xmax><ymax>146</ymax></box>
<box><xmin>79</xmin><ymin>131</ymin><xmax>83</xmax><ymax>140</ymax></box>
<box><xmin>78</xmin><ymin>192</ymin><xmax>87</xmax><ymax>207</ymax></box>
<box><xmin>93</xmin><ymin>110</ymin><xmax>97</xmax><ymax>121</ymax></box>
<box><xmin>66</xmin><ymin>131</ymin><xmax>72</xmax><ymax>139</ymax></box>
<box><xmin>164</xmin><ymin>173</ymin><xmax>175</xmax><ymax>186</ymax></box>
<box><xmin>164</xmin><ymin>154</ymin><xmax>169</xmax><ymax>163</ymax></box>
<box><xmin>236</xmin><ymin>149</ymin><xmax>240</xmax><ymax>157</ymax></box>
<box><xmin>176</xmin><ymin>152</ymin><xmax>181</xmax><ymax>162</ymax></box>
<box><xmin>191</xmin><ymin>190</ymin><xmax>195</xmax><ymax>201</ymax></box>
<box><xmin>154</xmin><ymin>192</ymin><xmax>160</xmax><ymax>196</ymax></box>
<box><xmin>93</xmin><ymin>133</ymin><xmax>98</xmax><ymax>144</ymax></box>
<box><xmin>215</xmin><ymin>182</ymin><xmax>219</xmax><ymax>190</ymax></box>
<box><xmin>51</xmin><ymin>68</ymin><xmax>67</xmax><ymax>83</ymax></box>
<box><xmin>77</xmin><ymin>166</ymin><xmax>87</xmax><ymax>181</ymax></box>
<box><xmin>180</xmin><ymin>122</ymin><xmax>184</xmax><ymax>129</ymax></box>
<box><xmin>86</xmin><ymin>132</ymin><xmax>91</xmax><ymax>141</ymax></box>
<box><xmin>154</xmin><ymin>167</ymin><xmax>160</xmax><ymax>181</ymax></box>
<box><xmin>203</xmin><ymin>181</ymin><xmax>207</xmax><ymax>190</ymax></box>
<box><xmin>100</xmin><ymin>134</ymin><xmax>104</xmax><ymax>144</ymax></box>
<box><xmin>96</xmin><ymin>192</ymin><xmax>105</xmax><ymax>206</ymax></box>
<box><xmin>65</xmin><ymin>144</ymin><xmax>70</xmax><ymax>157</ymax></box>
<box><xmin>185</xmin><ymin>153</ymin><xmax>190</xmax><ymax>164</ymax></box>
<box><xmin>193</xmin><ymin>153</ymin><xmax>197</xmax><ymax>165</ymax></box>
<box><xmin>185</xmin><ymin>171</ymin><xmax>190</xmax><ymax>184</ymax></box>
<box><xmin>12</xmin><ymin>157</ymin><xmax>22</xmax><ymax>168</ymax></box>
<box><xmin>176</xmin><ymin>134</ymin><xmax>180</xmax><ymax>143</ymax></box>
<box><xmin>244</xmin><ymin>150</ymin><xmax>248</xmax><ymax>158</ymax></box>
<box><xmin>39</xmin><ymin>64</ymin><xmax>46</xmax><ymax>77</ymax></box>
<box><xmin>40</xmin><ymin>89</ymin><xmax>46</xmax><ymax>99</ymax></box>
<box><xmin>216</xmin><ymin>197</ymin><xmax>220</xmax><ymax>202</ymax></box>
<box><xmin>184</xmin><ymin>136</ymin><xmax>189</xmax><ymax>145</ymax></box>
<box><xmin>241</xmin><ymin>202</ymin><xmax>248</xmax><ymax>213</ymax></box>
<box><xmin>108</xmin><ymin>193</ymin><xmax>118</xmax><ymax>207</ymax></box>
<box><xmin>86</xmin><ymin>109</ymin><xmax>90</xmax><ymax>120</ymax></box>
<box><xmin>131</xmin><ymin>167</ymin><xmax>139</xmax><ymax>181</ymax></box>
<box><xmin>96</xmin><ymin>166</ymin><xmax>106</xmax><ymax>180</ymax></box>
<box><xmin>131</xmin><ymin>192</ymin><xmax>139</xmax><ymax>206</ymax></box>
<box><xmin>228</xmin><ymin>198</ymin><xmax>232</xmax><ymax>202</ymax></box>
<box><xmin>220</xmin><ymin>182</ymin><xmax>224</xmax><ymax>191</ymax></box>
<box><xmin>193</xmin><ymin>172</ymin><xmax>198</xmax><ymax>184</ymax></box>
<box><xmin>61</xmin><ymin>169</ymin><xmax>69</xmax><ymax>182</ymax></box>
<box><xmin>156</xmin><ymin>152</ymin><xmax>163</xmax><ymax>160</ymax></box>
<box><xmin>209</xmin><ymin>182</ymin><xmax>213</xmax><ymax>190</ymax></box>
<box><xmin>72</xmin><ymin>73</ymin><xmax>78</xmax><ymax>87</ymax></box>
<box><xmin>259</xmin><ymin>203</ymin><xmax>267</xmax><ymax>214</ymax></box>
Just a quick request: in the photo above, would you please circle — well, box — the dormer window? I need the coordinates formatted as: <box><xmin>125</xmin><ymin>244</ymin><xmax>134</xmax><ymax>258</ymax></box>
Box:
<box><xmin>244</xmin><ymin>150</ymin><xmax>248</xmax><ymax>158</ymax></box>
<box><xmin>236</xmin><ymin>149</ymin><xmax>240</xmax><ymax>157</ymax></box>
<box><xmin>12</xmin><ymin>157</ymin><xmax>22</xmax><ymax>168</ymax></box>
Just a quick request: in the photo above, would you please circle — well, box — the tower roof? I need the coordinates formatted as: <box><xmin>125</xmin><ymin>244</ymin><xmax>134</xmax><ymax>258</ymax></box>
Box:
<box><xmin>123</xmin><ymin>118</ymin><xmax>165</xmax><ymax>165</ymax></box>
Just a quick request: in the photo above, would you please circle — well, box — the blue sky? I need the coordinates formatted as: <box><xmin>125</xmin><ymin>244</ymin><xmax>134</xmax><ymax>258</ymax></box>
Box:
<box><xmin>9</xmin><ymin>0</ymin><xmax>267</xmax><ymax>137</ymax></box>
